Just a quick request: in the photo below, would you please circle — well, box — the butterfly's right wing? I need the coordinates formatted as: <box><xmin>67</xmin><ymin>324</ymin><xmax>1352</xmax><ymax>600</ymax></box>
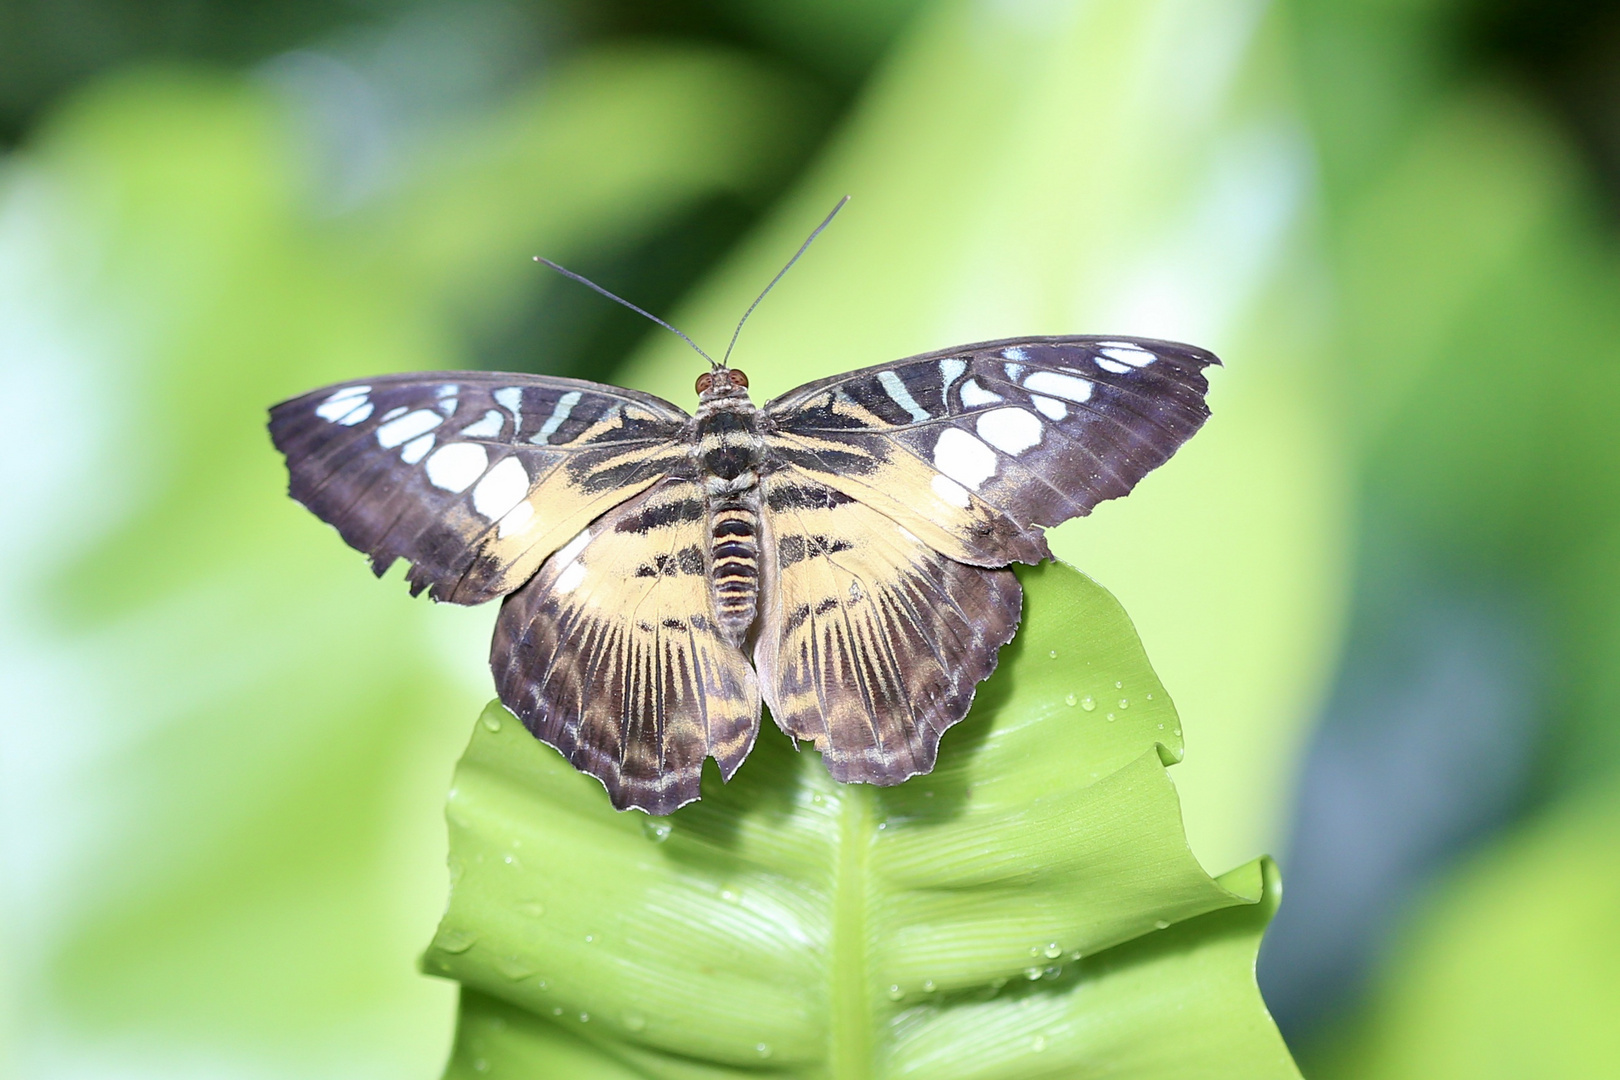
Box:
<box><xmin>761</xmin><ymin>335</ymin><xmax>1218</xmax><ymax>568</ymax></box>
<box><xmin>269</xmin><ymin>372</ymin><xmax>693</xmax><ymax>604</ymax></box>
<box><xmin>492</xmin><ymin>477</ymin><xmax>761</xmax><ymax>814</ymax></box>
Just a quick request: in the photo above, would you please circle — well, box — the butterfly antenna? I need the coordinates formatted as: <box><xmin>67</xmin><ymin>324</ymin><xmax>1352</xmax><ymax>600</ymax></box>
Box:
<box><xmin>720</xmin><ymin>195</ymin><xmax>850</xmax><ymax>369</ymax></box>
<box><xmin>533</xmin><ymin>256</ymin><xmax>720</xmax><ymax>370</ymax></box>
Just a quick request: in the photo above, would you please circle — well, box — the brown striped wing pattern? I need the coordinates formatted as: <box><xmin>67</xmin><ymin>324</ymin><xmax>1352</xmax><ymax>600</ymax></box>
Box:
<box><xmin>754</xmin><ymin>470</ymin><xmax>1022</xmax><ymax>785</ymax></box>
<box><xmin>492</xmin><ymin>478</ymin><xmax>760</xmax><ymax>814</ymax></box>
<box><xmin>269</xmin><ymin>372</ymin><xmax>692</xmax><ymax>604</ymax></box>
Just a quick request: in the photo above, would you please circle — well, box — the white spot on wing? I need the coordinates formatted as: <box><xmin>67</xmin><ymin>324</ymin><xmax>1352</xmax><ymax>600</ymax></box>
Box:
<box><xmin>1001</xmin><ymin>346</ymin><xmax>1028</xmax><ymax>361</ymax></box>
<box><xmin>877</xmin><ymin>370</ymin><xmax>930</xmax><ymax>423</ymax></box>
<box><xmin>1024</xmin><ymin>370</ymin><xmax>1093</xmax><ymax>402</ymax></box>
<box><xmin>1004</xmin><ymin>363</ymin><xmax>1025</xmax><ymax>382</ymax></box>
<box><xmin>1031</xmin><ymin>394</ymin><xmax>1067</xmax><ymax>420</ymax></box>
<box><xmin>1096</xmin><ymin>358</ymin><xmax>1133</xmax><ymax>374</ymax></box>
<box><xmin>497</xmin><ymin>500</ymin><xmax>534</xmax><ymax>539</ymax></box>
<box><xmin>938</xmin><ymin>358</ymin><xmax>966</xmax><ymax>395</ymax></box>
<box><xmin>959</xmin><ymin>379</ymin><xmax>1003</xmax><ymax>408</ymax></box>
<box><xmin>932</xmin><ymin>428</ymin><xmax>997</xmax><ymax>489</ymax></box>
<box><xmin>315</xmin><ymin>385</ymin><xmax>369</xmax><ymax>422</ymax></box>
<box><xmin>336</xmin><ymin>402</ymin><xmax>373</xmax><ymax>426</ymax></box>
<box><xmin>425</xmin><ymin>442</ymin><xmax>488</xmax><ymax>492</ymax></box>
<box><xmin>554</xmin><ymin>527</ymin><xmax>592</xmax><ymax>567</ymax></box>
<box><xmin>472</xmin><ymin>456</ymin><xmax>530</xmax><ymax>519</ymax></box>
<box><xmin>381</xmin><ymin>406</ymin><xmax>407</xmax><ymax>421</ymax></box>
<box><xmin>551</xmin><ymin>526</ymin><xmax>593</xmax><ymax>594</ymax></box>
<box><xmin>400</xmin><ymin>433</ymin><xmax>435</xmax><ymax>464</ymax></box>
<box><xmin>376</xmin><ymin>409</ymin><xmax>443</xmax><ymax>448</ymax></box>
<box><xmin>554</xmin><ymin>561</ymin><xmax>588</xmax><ymax>594</ymax></box>
<box><xmin>1099</xmin><ymin>345</ymin><xmax>1156</xmax><ymax>367</ymax></box>
<box><xmin>461</xmin><ymin>409</ymin><xmax>505</xmax><ymax>438</ymax></box>
<box><xmin>977</xmin><ymin>407</ymin><xmax>1044</xmax><ymax>455</ymax></box>
<box><xmin>930</xmin><ymin>473</ymin><xmax>972</xmax><ymax>507</ymax></box>
<box><xmin>493</xmin><ymin>387</ymin><xmax>524</xmax><ymax>428</ymax></box>
<box><xmin>531</xmin><ymin>391</ymin><xmax>582</xmax><ymax>444</ymax></box>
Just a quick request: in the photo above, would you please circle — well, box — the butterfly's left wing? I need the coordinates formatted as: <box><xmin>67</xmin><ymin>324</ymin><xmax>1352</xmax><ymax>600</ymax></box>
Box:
<box><xmin>762</xmin><ymin>335</ymin><xmax>1218</xmax><ymax>567</ymax></box>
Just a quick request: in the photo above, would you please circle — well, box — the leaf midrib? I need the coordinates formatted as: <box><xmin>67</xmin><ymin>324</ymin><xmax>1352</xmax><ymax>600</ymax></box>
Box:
<box><xmin>832</xmin><ymin>785</ymin><xmax>875</xmax><ymax>1078</ymax></box>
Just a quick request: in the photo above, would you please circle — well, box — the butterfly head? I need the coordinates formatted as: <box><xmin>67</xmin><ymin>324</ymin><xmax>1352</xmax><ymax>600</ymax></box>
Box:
<box><xmin>695</xmin><ymin>367</ymin><xmax>750</xmax><ymax>402</ymax></box>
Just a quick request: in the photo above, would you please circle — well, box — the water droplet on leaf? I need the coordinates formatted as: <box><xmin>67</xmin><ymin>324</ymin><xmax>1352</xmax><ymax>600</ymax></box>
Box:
<box><xmin>494</xmin><ymin>954</ymin><xmax>536</xmax><ymax>979</ymax></box>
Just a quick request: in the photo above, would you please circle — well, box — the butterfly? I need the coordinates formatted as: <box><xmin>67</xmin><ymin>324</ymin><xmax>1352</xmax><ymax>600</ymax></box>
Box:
<box><xmin>270</xmin><ymin>331</ymin><xmax>1217</xmax><ymax>813</ymax></box>
<box><xmin>270</xmin><ymin>204</ymin><xmax>1218</xmax><ymax>813</ymax></box>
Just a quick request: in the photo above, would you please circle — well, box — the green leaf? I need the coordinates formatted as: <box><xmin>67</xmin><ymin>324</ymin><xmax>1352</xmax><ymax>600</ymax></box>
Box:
<box><xmin>425</xmin><ymin>563</ymin><xmax>1297</xmax><ymax>1078</ymax></box>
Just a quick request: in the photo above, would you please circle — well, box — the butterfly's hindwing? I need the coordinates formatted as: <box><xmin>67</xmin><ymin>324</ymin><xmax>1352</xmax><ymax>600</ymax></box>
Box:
<box><xmin>492</xmin><ymin>477</ymin><xmax>761</xmax><ymax>813</ymax></box>
<box><xmin>764</xmin><ymin>336</ymin><xmax>1217</xmax><ymax>559</ymax></box>
<box><xmin>269</xmin><ymin>372</ymin><xmax>692</xmax><ymax>604</ymax></box>
<box><xmin>754</xmin><ymin>469</ymin><xmax>1022</xmax><ymax>785</ymax></box>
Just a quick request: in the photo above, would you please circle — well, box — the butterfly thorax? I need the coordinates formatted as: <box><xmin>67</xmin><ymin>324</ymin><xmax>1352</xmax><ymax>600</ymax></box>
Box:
<box><xmin>693</xmin><ymin>377</ymin><xmax>768</xmax><ymax>646</ymax></box>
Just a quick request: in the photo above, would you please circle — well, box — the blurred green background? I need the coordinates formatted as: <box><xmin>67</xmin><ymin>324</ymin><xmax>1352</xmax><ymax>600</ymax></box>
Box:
<box><xmin>1</xmin><ymin>0</ymin><xmax>1617</xmax><ymax>1076</ymax></box>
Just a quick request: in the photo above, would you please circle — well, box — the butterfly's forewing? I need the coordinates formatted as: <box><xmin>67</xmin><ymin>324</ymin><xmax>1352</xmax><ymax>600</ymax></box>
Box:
<box><xmin>762</xmin><ymin>336</ymin><xmax>1218</xmax><ymax>566</ymax></box>
<box><xmin>754</xmin><ymin>470</ymin><xmax>1021</xmax><ymax>785</ymax></box>
<box><xmin>492</xmin><ymin>478</ymin><xmax>761</xmax><ymax>813</ymax></box>
<box><xmin>269</xmin><ymin>372</ymin><xmax>692</xmax><ymax>604</ymax></box>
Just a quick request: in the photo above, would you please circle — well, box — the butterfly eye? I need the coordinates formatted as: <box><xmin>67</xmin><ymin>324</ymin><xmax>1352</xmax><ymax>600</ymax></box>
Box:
<box><xmin>730</xmin><ymin>369</ymin><xmax>749</xmax><ymax>388</ymax></box>
<box><xmin>695</xmin><ymin>372</ymin><xmax>713</xmax><ymax>394</ymax></box>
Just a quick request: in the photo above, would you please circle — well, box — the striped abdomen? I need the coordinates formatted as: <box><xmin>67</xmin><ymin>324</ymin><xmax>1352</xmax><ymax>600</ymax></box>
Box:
<box><xmin>708</xmin><ymin>500</ymin><xmax>760</xmax><ymax>645</ymax></box>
